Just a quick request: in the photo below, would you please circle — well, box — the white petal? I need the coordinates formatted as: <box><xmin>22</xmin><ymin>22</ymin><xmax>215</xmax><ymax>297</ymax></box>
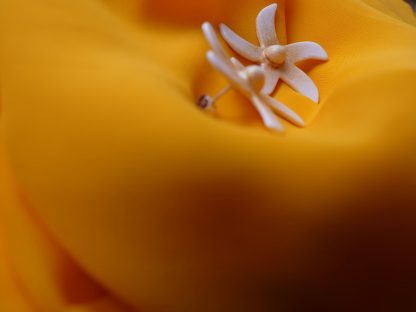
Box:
<box><xmin>202</xmin><ymin>22</ymin><xmax>229</xmax><ymax>60</ymax></box>
<box><xmin>203</xmin><ymin>23</ymin><xmax>249</xmax><ymax>91</ymax></box>
<box><xmin>206</xmin><ymin>51</ymin><xmax>248</xmax><ymax>93</ymax></box>
<box><xmin>220</xmin><ymin>24</ymin><xmax>262</xmax><ymax>62</ymax></box>
<box><xmin>230</xmin><ymin>57</ymin><xmax>245</xmax><ymax>71</ymax></box>
<box><xmin>261</xmin><ymin>63</ymin><xmax>280</xmax><ymax>95</ymax></box>
<box><xmin>256</xmin><ymin>3</ymin><xmax>279</xmax><ymax>47</ymax></box>
<box><xmin>262</xmin><ymin>95</ymin><xmax>305</xmax><ymax>127</ymax></box>
<box><xmin>286</xmin><ymin>41</ymin><xmax>329</xmax><ymax>63</ymax></box>
<box><xmin>251</xmin><ymin>96</ymin><xmax>284</xmax><ymax>132</ymax></box>
<box><xmin>280</xmin><ymin>63</ymin><xmax>320</xmax><ymax>103</ymax></box>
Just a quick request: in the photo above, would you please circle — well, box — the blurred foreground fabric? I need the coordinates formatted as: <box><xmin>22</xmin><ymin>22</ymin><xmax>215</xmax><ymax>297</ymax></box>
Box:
<box><xmin>405</xmin><ymin>0</ymin><xmax>416</xmax><ymax>10</ymax></box>
<box><xmin>1</xmin><ymin>0</ymin><xmax>416</xmax><ymax>311</ymax></box>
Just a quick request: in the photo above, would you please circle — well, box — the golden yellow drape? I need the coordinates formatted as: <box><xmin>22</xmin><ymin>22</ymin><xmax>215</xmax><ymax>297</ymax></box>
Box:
<box><xmin>1</xmin><ymin>0</ymin><xmax>415</xmax><ymax>311</ymax></box>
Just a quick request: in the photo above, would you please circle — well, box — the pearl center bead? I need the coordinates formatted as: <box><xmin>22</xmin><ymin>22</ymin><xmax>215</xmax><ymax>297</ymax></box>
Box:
<box><xmin>264</xmin><ymin>45</ymin><xmax>286</xmax><ymax>67</ymax></box>
<box><xmin>243</xmin><ymin>66</ymin><xmax>266</xmax><ymax>92</ymax></box>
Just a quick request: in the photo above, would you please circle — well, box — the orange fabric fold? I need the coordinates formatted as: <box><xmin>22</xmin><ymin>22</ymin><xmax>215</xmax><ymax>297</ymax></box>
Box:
<box><xmin>1</xmin><ymin>0</ymin><xmax>416</xmax><ymax>311</ymax></box>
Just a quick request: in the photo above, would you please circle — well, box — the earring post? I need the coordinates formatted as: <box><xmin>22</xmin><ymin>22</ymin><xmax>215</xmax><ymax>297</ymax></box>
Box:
<box><xmin>197</xmin><ymin>84</ymin><xmax>232</xmax><ymax>110</ymax></box>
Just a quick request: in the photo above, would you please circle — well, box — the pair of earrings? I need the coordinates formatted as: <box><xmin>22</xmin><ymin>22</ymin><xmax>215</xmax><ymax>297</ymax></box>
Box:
<box><xmin>198</xmin><ymin>3</ymin><xmax>328</xmax><ymax>132</ymax></box>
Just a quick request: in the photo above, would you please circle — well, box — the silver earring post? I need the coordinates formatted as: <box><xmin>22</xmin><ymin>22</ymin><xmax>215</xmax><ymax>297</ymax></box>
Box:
<box><xmin>197</xmin><ymin>85</ymin><xmax>232</xmax><ymax>110</ymax></box>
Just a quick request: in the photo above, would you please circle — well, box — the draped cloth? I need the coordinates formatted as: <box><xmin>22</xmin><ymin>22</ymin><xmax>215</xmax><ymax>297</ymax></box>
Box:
<box><xmin>1</xmin><ymin>0</ymin><xmax>416</xmax><ymax>311</ymax></box>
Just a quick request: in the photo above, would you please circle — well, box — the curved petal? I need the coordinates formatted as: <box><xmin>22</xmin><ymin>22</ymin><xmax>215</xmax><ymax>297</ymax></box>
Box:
<box><xmin>203</xmin><ymin>23</ymin><xmax>250</xmax><ymax>94</ymax></box>
<box><xmin>206</xmin><ymin>51</ymin><xmax>248</xmax><ymax>92</ymax></box>
<box><xmin>262</xmin><ymin>95</ymin><xmax>305</xmax><ymax>127</ymax></box>
<box><xmin>202</xmin><ymin>22</ymin><xmax>229</xmax><ymax>60</ymax></box>
<box><xmin>230</xmin><ymin>57</ymin><xmax>245</xmax><ymax>71</ymax></box>
<box><xmin>220</xmin><ymin>24</ymin><xmax>262</xmax><ymax>62</ymax></box>
<box><xmin>251</xmin><ymin>96</ymin><xmax>284</xmax><ymax>132</ymax></box>
<box><xmin>256</xmin><ymin>3</ymin><xmax>279</xmax><ymax>47</ymax></box>
<box><xmin>280</xmin><ymin>63</ymin><xmax>320</xmax><ymax>103</ymax></box>
<box><xmin>261</xmin><ymin>64</ymin><xmax>280</xmax><ymax>95</ymax></box>
<box><xmin>286</xmin><ymin>41</ymin><xmax>329</xmax><ymax>63</ymax></box>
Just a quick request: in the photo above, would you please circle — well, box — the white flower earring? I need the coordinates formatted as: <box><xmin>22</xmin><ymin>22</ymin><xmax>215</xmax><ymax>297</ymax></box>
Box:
<box><xmin>198</xmin><ymin>3</ymin><xmax>328</xmax><ymax>132</ymax></box>
<box><xmin>220</xmin><ymin>3</ymin><xmax>328</xmax><ymax>101</ymax></box>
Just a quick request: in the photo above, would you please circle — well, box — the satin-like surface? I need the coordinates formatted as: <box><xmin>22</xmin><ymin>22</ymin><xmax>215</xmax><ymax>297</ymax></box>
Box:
<box><xmin>1</xmin><ymin>0</ymin><xmax>416</xmax><ymax>311</ymax></box>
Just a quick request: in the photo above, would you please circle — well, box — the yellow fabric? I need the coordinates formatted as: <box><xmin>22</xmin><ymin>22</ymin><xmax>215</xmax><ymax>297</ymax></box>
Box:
<box><xmin>1</xmin><ymin>0</ymin><xmax>415</xmax><ymax>311</ymax></box>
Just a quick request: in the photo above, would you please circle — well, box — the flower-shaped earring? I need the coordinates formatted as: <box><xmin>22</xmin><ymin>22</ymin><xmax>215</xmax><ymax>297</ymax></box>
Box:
<box><xmin>200</xmin><ymin>23</ymin><xmax>304</xmax><ymax>132</ymax></box>
<box><xmin>220</xmin><ymin>3</ymin><xmax>328</xmax><ymax>101</ymax></box>
<box><xmin>198</xmin><ymin>3</ymin><xmax>328</xmax><ymax>132</ymax></box>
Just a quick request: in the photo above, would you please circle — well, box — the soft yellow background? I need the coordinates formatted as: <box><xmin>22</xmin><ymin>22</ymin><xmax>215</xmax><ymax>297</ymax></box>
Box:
<box><xmin>1</xmin><ymin>0</ymin><xmax>416</xmax><ymax>311</ymax></box>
